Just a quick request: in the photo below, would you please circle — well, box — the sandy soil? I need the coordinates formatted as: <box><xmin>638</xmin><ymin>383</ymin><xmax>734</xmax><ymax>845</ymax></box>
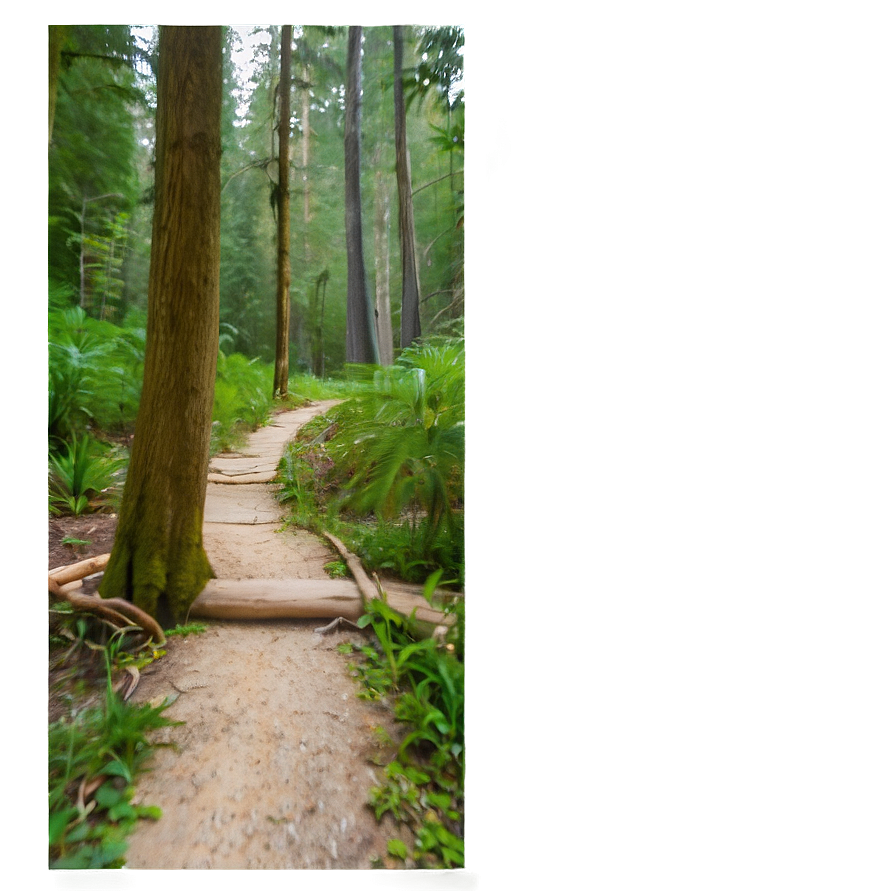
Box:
<box><xmin>123</xmin><ymin>526</ymin><xmax>409</xmax><ymax>870</ymax></box>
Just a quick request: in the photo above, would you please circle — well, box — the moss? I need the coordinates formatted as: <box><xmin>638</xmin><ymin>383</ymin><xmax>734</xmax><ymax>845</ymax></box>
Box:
<box><xmin>100</xmin><ymin>505</ymin><xmax>213</xmax><ymax>625</ymax></box>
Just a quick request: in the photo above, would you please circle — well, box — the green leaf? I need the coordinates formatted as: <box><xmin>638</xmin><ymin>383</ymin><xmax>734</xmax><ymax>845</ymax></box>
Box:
<box><xmin>108</xmin><ymin>801</ymin><xmax>137</xmax><ymax>822</ymax></box>
<box><xmin>49</xmin><ymin>808</ymin><xmax>76</xmax><ymax>845</ymax></box>
<box><xmin>135</xmin><ymin>804</ymin><xmax>162</xmax><ymax>820</ymax></box>
<box><xmin>99</xmin><ymin>757</ymin><xmax>132</xmax><ymax>782</ymax></box>
<box><xmin>387</xmin><ymin>838</ymin><xmax>407</xmax><ymax>859</ymax></box>
<box><xmin>94</xmin><ymin>781</ymin><xmax>125</xmax><ymax>809</ymax></box>
<box><xmin>440</xmin><ymin>846</ymin><xmax>464</xmax><ymax>866</ymax></box>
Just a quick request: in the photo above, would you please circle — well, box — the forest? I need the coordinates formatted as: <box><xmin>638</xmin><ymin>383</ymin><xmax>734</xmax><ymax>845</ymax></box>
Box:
<box><xmin>48</xmin><ymin>24</ymin><xmax>464</xmax><ymax>871</ymax></box>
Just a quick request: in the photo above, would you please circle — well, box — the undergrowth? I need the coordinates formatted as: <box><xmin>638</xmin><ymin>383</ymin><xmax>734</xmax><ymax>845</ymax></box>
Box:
<box><xmin>275</xmin><ymin>339</ymin><xmax>466</xmax><ymax>868</ymax></box>
<box><xmin>48</xmin><ymin>613</ymin><xmax>207</xmax><ymax>869</ymax></box>
<box><xmin>48</xmin><ymin>629</ymin><xmax>181</xmax><ymax>869</ymax></box>
<box><xmin>341</xmin><ymin>586</ymin><xmax>465</xmax><ymax>869</ymax></box>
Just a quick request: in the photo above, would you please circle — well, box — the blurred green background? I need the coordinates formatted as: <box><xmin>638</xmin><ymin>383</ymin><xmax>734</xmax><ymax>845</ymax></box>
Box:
<box><xmin>0</xmin><ymin>0</ymin><xmax>896</xmax><ymax>894</ymax></box>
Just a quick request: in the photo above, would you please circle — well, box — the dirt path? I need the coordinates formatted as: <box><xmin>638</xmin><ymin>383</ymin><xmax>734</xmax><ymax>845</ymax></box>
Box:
<box><xmin>122</xmin><ymin>403</ymin><xmax>410</xmax><ymax>869</ymax></box>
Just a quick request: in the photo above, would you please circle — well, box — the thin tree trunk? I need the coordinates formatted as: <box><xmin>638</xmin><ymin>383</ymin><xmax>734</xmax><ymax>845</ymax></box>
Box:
<box><xmin>49</xmin><ymin>26</ymin><xmax>67</xmax><ymax>145</ymax></box>
<box><xmin>79</xmin><ymin>195</ymin><xmax>88</xmax><ymax>309</ymax></box>
<box><xmin>374</xmin><ymin>161</ymin><xmax>394</xmax><ymax>365</ymax></box>
<box><xmin>274</xmin><ymin>25</ymin><xmax>292</xmax><ymax>399</ymax></box>
<box><xmin>393</xmin><ymin>25</ymin><xmax>422</xmax><ymax>348</ymax></box>
<box><xmin>344</xmin><ymin>26</ymin><xmax>379</xmax><ymax>365</ymax></box>
<box><xmin>99</xmin><ymin>26</ymin><xmax>222</xmax><ymax>627</ymax></box>
<box><xmin>301</xmin><ymin>63</ymin><xmax>312</xmax><ymax>263</ymax></box>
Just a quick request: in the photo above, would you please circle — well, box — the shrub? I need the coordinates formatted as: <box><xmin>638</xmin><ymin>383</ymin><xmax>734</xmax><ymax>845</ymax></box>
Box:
<box><xmin>49</xmin><ymin>435</ymin><xmax>126</xmax><ymax>516</ymax></box>
<box><xmin>210</xmin><ymin>352</ymin><xmax>274</xmax><ymax>454</ymax></box>
<box><xmin>48</xmin><ymin>305</ymin><xmax>145</xmax><ymax>443</ymax></box>
<box><xmin>327</xmin><ymin>338</ymin><xmax>464</xmax><ymax>547</ymax></box>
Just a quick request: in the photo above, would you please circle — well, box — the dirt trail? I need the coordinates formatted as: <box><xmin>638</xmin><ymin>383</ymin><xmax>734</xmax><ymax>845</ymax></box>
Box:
<box><xmin>123</xmin><ymin>402</ymin><xmax>410</xmax><ymax>870</ymax></box>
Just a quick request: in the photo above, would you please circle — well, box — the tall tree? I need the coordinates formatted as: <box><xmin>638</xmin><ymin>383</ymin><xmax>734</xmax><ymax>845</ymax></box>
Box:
<box><xmin>374</xmin><ymin>157</ymin><xmax>394</xmax><ymax>365</ymax></box>
<box><xmin>48</xmin><ymin>26</ymin><xmax>141</xmax><ymax>308</ymax></box>
<box><xmin>273</xmin><ymin>25</ymin><xmax>293</xmax><ymax>398</ymax></box>
<box><xmin>48</xmin><ymin>26</ymin><xmax>68</xmax><ymax>145</ymax></box>
<box><xmin>343</xmin><ymin>26</ymin><xmax>379</xmax><ymax>364</ymax></box>
<box><xmin>393</xmin><ymin>25</ymin><xmax>422</xmax><ymax>347</ymax></box>
<box><xmin>99</xmin><ymin>26</ymin><xmax>223</xmax><ymax>626</ymax></box>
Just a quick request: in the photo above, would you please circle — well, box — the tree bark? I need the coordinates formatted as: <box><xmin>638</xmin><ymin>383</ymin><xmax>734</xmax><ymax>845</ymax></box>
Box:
<box><xmin>48</xmin><ymin>26</ymin><xmax>68</xmax><ymax>145</ymax></box>
<box><xmin>99</xmin><ymin>26</ymin><xmax>222</xmax><ymax>627</ymax></box>
<box><xmin>301</xmin><ymin>63</ymin><xmax>312</xmax><ymax>263</ymax></box>
<box><xmin>374</xmin><ymin>158</ymin><xmax>394</xmax><ymax>365</ymax></box>
<box><xmin>344</xmin><ymin>26</ymin><xmax>379</xmax><ymax>365</ymax></box>
<box><xmin>273</xmin><ymin>25</ymin><xmax>292</xmax><ymax>399</ymax></box>
<box><xmin>393</xmin><ymin>25</ymin><xmax>422</xmax><ymax>348</ymax></box>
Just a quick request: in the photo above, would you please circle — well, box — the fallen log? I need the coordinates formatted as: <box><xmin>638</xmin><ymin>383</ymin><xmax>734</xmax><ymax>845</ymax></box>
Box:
<box><xmin>321</xmin><ymin>531</ymin><xmax>378</xmax><ymax>601</ymax></box>
<box><xmin>48</xmin><ymin>575</ymin><xmax>166</xmax><ymax>645</ymax></box>
<box><xmin>49</xmin><ymin>553</ymin><xmax>110</xmax><ymax>586</ymax></box>
<box><xmin>190</xmin><ymin>578</ymin><xmax>363</xmax><ymax>621</ymax></box>
<box><xmin>188</xmin><ymin>577</ymin><xmax>453</xmax><ymax>627</ymax></box>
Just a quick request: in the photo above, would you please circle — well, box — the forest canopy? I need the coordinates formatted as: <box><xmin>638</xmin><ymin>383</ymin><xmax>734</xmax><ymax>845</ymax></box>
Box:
<box><xmin>48</xmin><ymin>24</ymin><xmax>464</xmax><ymax>373</ymax></box>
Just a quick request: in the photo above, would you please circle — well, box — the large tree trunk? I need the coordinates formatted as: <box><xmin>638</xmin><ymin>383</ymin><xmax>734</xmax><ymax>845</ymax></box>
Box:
<box><xmin>393</xmin><ymin>25</ymin><xmax>422</xmax><ymax>348</ymax></box>
<box><xmin>273</xmin><ymin>25</ymin><xmax>293</xmax><ymax>399</ymax></box>
<box><xmin>344</xmin><ymin>26</ymin><xmax>379</xmax><ymax>365</ymax></box>
<box><xmin>374</xmin><ymin>157</ymin><xmax>394</xmax><ymax>365</ymax></box>
<box><xmin>99</xmin><ymin>26</ymin><xmax>222</xmax><ymax>627</ymax></box>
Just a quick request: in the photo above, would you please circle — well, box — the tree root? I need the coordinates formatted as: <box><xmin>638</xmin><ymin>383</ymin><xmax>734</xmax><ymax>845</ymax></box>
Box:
<box><xmin>48</xmin><ymin>574</ymin><xmax>166</xmax><ymax>646</ymax></box>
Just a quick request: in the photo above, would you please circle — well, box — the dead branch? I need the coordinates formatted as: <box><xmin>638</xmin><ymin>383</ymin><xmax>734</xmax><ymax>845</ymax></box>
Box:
<box><xmin>49</xmin><ymin>553</ymin><xmax>110</xmax><ymax>586</ymax></box>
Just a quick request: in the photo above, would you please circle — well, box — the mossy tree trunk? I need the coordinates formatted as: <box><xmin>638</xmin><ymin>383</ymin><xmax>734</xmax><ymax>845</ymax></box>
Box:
<box><xmin>273</xmin><ymin>24</ymin><xmax>292</xmax><ymax>400</ymax></box>
<box><xmin>99</xmin><ymin>26</ymin><xmax>223</xmax><ymax>626</ymax></box>
<box><xmin>344</xmin><ymin>26</ymin><xmax>379</xmax><ymax>365</ymax></box>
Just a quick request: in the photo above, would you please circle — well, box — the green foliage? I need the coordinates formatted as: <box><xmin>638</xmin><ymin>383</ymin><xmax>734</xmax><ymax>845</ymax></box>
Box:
<box><xmin>164</xmin><ymin>622</ymin><xmax>208</xmax><ymax>638</ymax></box>
<box><xmin>286</xmin><ymin>373</ymin><xmax>359</xmax><ymax>402</ymax></box>
<box><xmin>211</xmin><ymin>352</ymin><xmax>275</xmax><ymax>454</ymax></box>
<box><xmin>405</xmin><ymin>26</ymin><xmax>465</xmax><ymax>112</ymax></box>
<box><xmin>323</xmin><ymin>560</ymin><xmax>348</xmax><ymax>578</ymax></box>
<box><xmin>328</xmin><ymin>338</ymin><xmax>464</xmax><ymax>544</ymax></box>
<box><xmin>48</xmin><ymin>634</ymin><xmax>180</xmax><ymax>869</ymax></box>
<box><xmin>49</xmin><ymin>26</ymin><xmax>142</xmax><ymax>304</ymax></box>
<box><xmin>49</xmin><ymin>435</ymin><xmax>126</xmax><ymax>517</ymax></box>
<box><xmin>277</xmin><ymin>451</ymin><xmax>325</xmax><ymax>527</ymax></box>
<box><xmin>340</xmin><ymin>516</ymin><xmax>464</xmax><ymax>584</ymax></box>
<box><xmin>348</xmin><ymin>593</ymin><xmax>464</xmax><ymax>869</ymax></box>
<box><xmin>275</xmin><ymin>340</ymin><xmax>464</xmax><ymax>583</ymax></box>
<box><xmin>48</xmin><ymin>305</ymin><xmax>145</xmax><ymax>443</ymax></box>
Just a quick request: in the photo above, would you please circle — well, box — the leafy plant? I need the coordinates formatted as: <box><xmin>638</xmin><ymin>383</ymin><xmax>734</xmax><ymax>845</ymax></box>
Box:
<box><xmin>324</xmin><ymin>560</ymin><xmax>348</xmax><ymax>578</ymax></box>
<box><xmin>210</xmin><ymin>351</ymin><xmax>275</xmax><ymax>454</ymax></box>
<box><xmin>49</xmin><ymin>435</ymin><xmax>126</xmax><ymax>516</ymax></box>
<box><xmin>346</xmin><ymin>590</ymin><xmax>465</xmax><ymax>869</ymax></box>
<box><xmin>327</xmin><ymin>339</ymin><xmax>464</xmax><ymax>548</ymax></box>
<box><xmin>49</xmin><ymin>308</ymin><xmax>113</xmax><ymax>444</ymax></box>
<box><xmin>49</xmin><ymin>633</ymin><xmax>181</xmax><ymax>869</ymax></box>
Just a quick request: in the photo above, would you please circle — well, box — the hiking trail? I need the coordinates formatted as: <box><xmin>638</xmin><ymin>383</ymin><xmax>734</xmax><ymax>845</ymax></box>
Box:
<box><xmin>121</xmin><ymin>401</ymin><xmax>412</xmax><ymax>869</ymax></box>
